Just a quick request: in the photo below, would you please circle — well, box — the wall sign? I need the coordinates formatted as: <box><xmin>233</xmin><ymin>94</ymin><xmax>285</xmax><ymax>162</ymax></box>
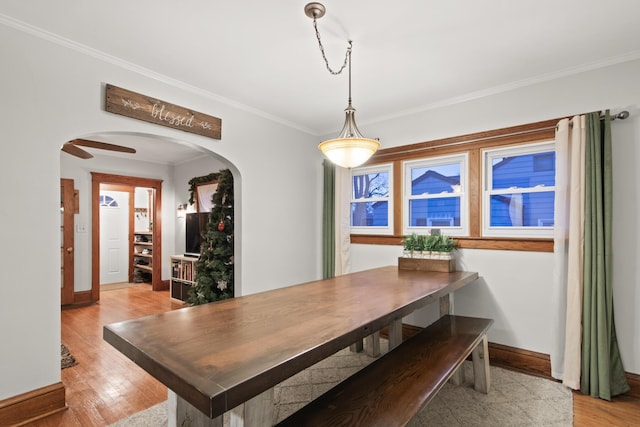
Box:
<box><xmin>105</xmin><ymin>84</ymin><xmax>222</xmax><ymax>139</ymax></box>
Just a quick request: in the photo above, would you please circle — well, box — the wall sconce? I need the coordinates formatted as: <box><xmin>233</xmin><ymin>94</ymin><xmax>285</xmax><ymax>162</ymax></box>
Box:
<box><xmin>176</xmin><ymin>204</ymin><xmax>187</xmax><ymax>218</ymax></box>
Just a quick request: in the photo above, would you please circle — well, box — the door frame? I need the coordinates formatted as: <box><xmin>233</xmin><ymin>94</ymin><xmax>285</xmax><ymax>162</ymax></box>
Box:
<box><xmin>61</xmin><ymin>178</ymin><xmax>75</xmax><ymax>305</ymax></box>
<box><xmin>91</xmin><ymin>172</ymin><xmax>164</xmax><ymax>302</ymax></box>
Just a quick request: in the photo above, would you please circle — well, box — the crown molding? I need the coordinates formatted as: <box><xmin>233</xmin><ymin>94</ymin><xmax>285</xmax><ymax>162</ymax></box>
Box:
<box><xmin>364</xmin><ymin>50</ymin><xmax>640</xmax><ymax>127</ymax></box>
<box><xmin>0</xmin><ymin>13</ymin><xmax>317</xmax><ymax>136</ymax></box>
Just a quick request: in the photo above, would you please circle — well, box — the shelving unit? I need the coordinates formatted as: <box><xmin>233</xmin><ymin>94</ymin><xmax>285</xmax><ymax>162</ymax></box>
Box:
<box><xmin>170</xmin><ymin>255</ymin><xmax>198</xmax><ymax>301</ymax></box>
<box><xmin>133</xmin><ymin>231</ymin><xmax>153</xmax><ymax>283</ymax></box>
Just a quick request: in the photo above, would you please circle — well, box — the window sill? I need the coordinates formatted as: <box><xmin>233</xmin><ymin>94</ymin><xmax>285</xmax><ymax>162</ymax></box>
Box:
<box><xmin>350</xmin><ymin>235</ymin><xmax>553</xmax><ymax>252</ymax></box>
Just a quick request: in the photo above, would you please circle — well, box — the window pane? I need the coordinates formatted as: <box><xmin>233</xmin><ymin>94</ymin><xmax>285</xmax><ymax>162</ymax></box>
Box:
<box><xmin>352</xmin><ymin>172</ymin><xmax>389</xmax><ymax>199</ymax></box>
<box><xmin>492</xmin><ymin>152</ymin><xmax>555</xmax><ymax>190</ymax></box>
<box><xmin>489</xmin><ymin>192</ymin><xmax>554</xmax><ymax>227</ymax></box>
<box><xmin>351</xmin><ymin>201</ymin><xmax>388</xmax><ymax>226</ymax></box>
<box><xmin>410</xmin><ymin>163</ymin><xmax>460</xmax><ymax>195</ymax></box>
<box><xmin>409</xmin><ymin>198</ymin><xmax>460</xmax><ymax>227</ymax></box>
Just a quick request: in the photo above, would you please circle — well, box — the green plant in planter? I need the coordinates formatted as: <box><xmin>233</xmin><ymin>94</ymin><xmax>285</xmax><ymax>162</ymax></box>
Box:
<box><xmin>443</xmin><ymin>235</ymin><xmax>457</xmax><ymax>252</ymax></box>
<box><xmin>434</xmin><ymin>235</ymin><xmax>456</xmax><ymax>259</ymax></box>
<box><xmin>402</xmin><ymin>233</ymin><xmax>420</xmax><ymax>257</ymax></box>
<box><xmin>422</xmin><ymin>234</ymin><xmax>439</xmax><ymax>258</ymax></box>
<box><xmin>416</xmin><ymin>234</ymin><xmax>425</xmax><ymax>256</ymax></box>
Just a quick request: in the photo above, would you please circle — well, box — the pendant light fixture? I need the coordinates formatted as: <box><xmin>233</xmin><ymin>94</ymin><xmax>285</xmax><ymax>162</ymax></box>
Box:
<box><xmin>305</xmin><ymin>2</ymin><xmax>380</xmax><ymax>168</ymax></box>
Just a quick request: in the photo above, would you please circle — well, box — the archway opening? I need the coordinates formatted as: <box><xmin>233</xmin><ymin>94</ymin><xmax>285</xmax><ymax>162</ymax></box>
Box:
<box><xmin>59</xmin><ymin>131</ymin><xmax>241</xmax><ymax>304</ymax></box>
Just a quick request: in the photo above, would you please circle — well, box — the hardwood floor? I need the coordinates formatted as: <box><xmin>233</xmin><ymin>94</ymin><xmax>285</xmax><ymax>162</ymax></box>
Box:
<box><xmin>26</xmin><ymin>285</ymin><xmax>639</xmax><ymax>426</ymax></box>
<box><xmin>31</xmin><ymin>285</ymin><xmax>183</xmax><ymax>426</ymax></box>
<box><xmin>573</xmin><ymin>392</ymin><xmax>640</xmax><ymax>426</ymax></box>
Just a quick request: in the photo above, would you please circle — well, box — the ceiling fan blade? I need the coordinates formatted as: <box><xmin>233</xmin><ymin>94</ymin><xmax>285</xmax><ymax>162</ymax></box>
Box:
<box><xmin>61</xmin><ymin>142</ymin><xmax>93</xmax><ymax>159</ymax></box>
<box><xmin>71</xmin><ymin>138</ymin><xmax>137</xmax><ymax>154</ymax></box>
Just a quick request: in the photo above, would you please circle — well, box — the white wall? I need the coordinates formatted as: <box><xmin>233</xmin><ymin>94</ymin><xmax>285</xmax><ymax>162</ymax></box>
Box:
<box><xmin>350</xmin><ymin>59</ymin><xmax>640</xmax><ymax>375</ymax></box>
<box><xmin>0</xmin><ymin>23</ymin><xmax>322</xmax><ymax>399</ymax></box>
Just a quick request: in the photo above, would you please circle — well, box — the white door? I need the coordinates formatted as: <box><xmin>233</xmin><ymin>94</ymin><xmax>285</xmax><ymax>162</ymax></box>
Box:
<box><xmin>100</xmin><ymin>190</ymin><xmax>130</xmax><ymax>285</ymax></box>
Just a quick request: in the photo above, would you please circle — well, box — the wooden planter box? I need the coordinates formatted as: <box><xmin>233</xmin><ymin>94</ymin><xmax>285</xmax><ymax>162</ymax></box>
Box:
<box><xmin>398</xmin><ymin>257</ymin><xmax>456</xmax><ymax>272</ymax></box>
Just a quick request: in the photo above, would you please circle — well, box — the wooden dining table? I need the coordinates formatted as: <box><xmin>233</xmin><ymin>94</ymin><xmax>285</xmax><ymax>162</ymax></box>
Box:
<box><xmin>103</xmin><ymin>265</ymin><xmax>478</xmax><ymax>426</ymax></box>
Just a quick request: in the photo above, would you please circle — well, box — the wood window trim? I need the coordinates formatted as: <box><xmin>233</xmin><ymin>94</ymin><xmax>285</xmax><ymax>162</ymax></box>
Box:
<box><xmin>351</xmin><ymin>117</ymin><xmax>565</xmax><ymax>253</ymax></box>
<box><xmin>351</xmin><ymin>234</ymin><xmax>553</xmax><ymax>252</ymax></box>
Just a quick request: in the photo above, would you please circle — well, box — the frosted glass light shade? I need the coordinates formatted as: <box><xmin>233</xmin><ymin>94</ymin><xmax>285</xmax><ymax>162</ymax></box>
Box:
<box><xmin>318</xmin><ymin>137</ymin><xmax>380</xmax><ymax>168</ymax></box>
<box><xmin>319</xmin><ymin>104</ymin><xmax>380</xmax><ymax>168</ymax></box>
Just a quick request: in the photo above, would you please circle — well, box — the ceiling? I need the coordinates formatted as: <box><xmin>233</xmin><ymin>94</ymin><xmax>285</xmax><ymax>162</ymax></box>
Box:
<box><xmin>3</xmin><ymin>1</ymin><xmax>640</xmax><ymax>162</ymax></box>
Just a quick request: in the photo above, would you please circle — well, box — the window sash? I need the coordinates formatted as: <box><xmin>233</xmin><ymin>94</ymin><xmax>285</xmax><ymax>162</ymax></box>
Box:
<box><xmin>404</xmin><ymin>154</ymin><xmax>468</xmax><ymax>236</ymax></box>
<box><xmin>483</xmin><ymin>141</ymin><xmax>555</xmax><ymax>238</ymax></box>
<box><xmin>350</xmin><ymin>164</ymin><xmax>393</xmax><ymax>235</ymax></box>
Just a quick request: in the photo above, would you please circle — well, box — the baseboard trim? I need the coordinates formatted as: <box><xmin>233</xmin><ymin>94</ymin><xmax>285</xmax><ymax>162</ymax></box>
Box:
<box><xmin>488</xmin><ymin>342</ymin><xmax>551</xmax><ymax>378</ymax></box>
<box><xmin>0</xmin><ymin>382</ymin><xmax>66</xmax><ymax>426</ymax></box>
<box><xmin>625</xmin><ymin>372</ymin><xmax>640</xmax><ymax>400</ymax></box>
<box><xmin>390</xmin><ymin>323</ymin><xmax>639</xmax><ymax>399</ymax></box>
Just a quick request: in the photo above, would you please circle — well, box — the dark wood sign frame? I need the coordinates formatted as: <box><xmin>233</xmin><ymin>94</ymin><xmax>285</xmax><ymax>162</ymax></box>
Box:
<box><xmin>105</xmin><ymin>84</ymin><xmax>222</xmax><ymax>139</ymax></box>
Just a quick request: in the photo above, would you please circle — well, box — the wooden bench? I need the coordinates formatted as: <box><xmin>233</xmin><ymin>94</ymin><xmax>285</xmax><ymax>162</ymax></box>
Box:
<box><xmin>276</xmin><ymin>315</ymin><xmax>493</xmax><ymax>427</ymax></box>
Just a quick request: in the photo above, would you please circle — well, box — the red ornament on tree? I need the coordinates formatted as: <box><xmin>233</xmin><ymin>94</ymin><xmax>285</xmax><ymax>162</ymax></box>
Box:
<box><xmin>217</xmin><ymin>220</ymin><xmax>225</xmax><ymax>232</ymax></box>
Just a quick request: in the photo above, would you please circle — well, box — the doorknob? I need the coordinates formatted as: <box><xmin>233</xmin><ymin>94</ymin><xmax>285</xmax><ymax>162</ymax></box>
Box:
<box><xmin>66</xmin><ymin>247</ymin><xmax>73</xmax><ymax>253</ymax></box>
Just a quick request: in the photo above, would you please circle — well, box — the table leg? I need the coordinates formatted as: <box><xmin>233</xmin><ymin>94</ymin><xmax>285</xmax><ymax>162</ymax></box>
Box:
<box><xmin>388</xmin><ymin>318</ymin><xmax>403</xmax><ymax>350</ymax></box>
<box><xmin>349</xmin><ymin>340</ymin><xmax>364</xmax><ymax>353</ymax></box>
<box><xmin>230</xmin><ymin>387</ymin><xmax>274</xmax><ymax>427</ymax></box>
<box><xmin>364</xmin><ymin>330</ymin><xmax>381</xmax><ymax>357</ymax></box>
<box><xmin>168</xmin><ymin>389</ymin><xmax>222</xmax><ymax>427</ymax></box>
<box><xmin>439</xmin><ymin>293</ymin><xmax>452</xmax><ymax>316</ymax></box>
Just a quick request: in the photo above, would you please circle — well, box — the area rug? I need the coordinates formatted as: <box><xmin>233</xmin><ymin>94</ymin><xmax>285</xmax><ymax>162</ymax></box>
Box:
<box><xmin>110</xmin><ymin>342</ymin><xmax>573</xmax><ymax>426</ymax></box>
<box><xmin>61</xmin><ymin>344</ymin><xmax>78</xmax><ymax>369</ymax></box>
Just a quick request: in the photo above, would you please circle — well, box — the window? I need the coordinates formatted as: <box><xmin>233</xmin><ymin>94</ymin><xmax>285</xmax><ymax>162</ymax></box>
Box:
<box><xmin>483</xmin><ymin>141</ymin><xmax>555</xmax><ymax>237</ymax></box>
<box><xmin>404</xmin><ymin>154</ymin><xmax>468</xmax><ymax>236</ymax></box>
<box><xmin>99</xmin><ymin>194</ymin><xmax>119</xmax><ymax>207</ymax></box>
<box><xmin>349</xmin><ymin>117</ymin><xmax>560</xmax><ymax>251</ymax></box>
<box><xmin>350</xmin><ymin>164</ymin><xmax>393</xmax><ymax>235</ymax></box>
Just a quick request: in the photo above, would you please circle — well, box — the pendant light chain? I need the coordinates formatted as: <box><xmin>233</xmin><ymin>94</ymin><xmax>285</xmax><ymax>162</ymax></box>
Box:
<box><xmin>312</xmin><ymin>16</ymin><xmax>352</xmax><ymax>75</ymax></box>
<box><xmin>347</xmin><ymin>46</ymin><xmax>352</xmax><ymax>106</ymax></box>
<box><xmin>306</xmin><ymin>2</ymin><xmax>380</xmax><ymax>168</ymax></box>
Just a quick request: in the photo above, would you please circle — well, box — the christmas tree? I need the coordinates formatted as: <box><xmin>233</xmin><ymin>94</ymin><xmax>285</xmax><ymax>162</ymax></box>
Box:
<box><xmin>187</xmin><ymin>168</ymin><xmax>234</xmax><ymax>305</ymax></box>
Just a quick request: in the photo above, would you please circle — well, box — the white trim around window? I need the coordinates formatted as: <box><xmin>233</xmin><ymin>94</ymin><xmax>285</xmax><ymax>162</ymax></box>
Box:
<box><xmin>403</xmin><ymin>153</ymin><xmax>468</xmax><ymax>237</ymax></box>
<box><xmin>482</xmin><ymin>141</ymin><xmax>556</xmax><ymax>238</ymax></box>
<box><xmin>350</xmin><ymin>163</ymin><xmax>393</xmax><ymax>235</ymax></box>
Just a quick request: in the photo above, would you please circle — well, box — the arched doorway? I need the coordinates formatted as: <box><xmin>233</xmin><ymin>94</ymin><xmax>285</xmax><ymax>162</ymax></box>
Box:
<box><xmin>59</xmin><ymin>131</ymin><xmax>241</xmax><ymax>304</ymax></box>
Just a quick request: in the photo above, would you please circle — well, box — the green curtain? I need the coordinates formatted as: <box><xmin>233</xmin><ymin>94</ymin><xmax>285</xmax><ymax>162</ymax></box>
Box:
<box><xmin>322</xmin><ymin>159</ymin><xmax>336</xmax><ymax>279</ymax></box>
<box><xmin>581</xmin><ymin>111</ymin><xmax>630</xmax><ymax>400</ymax></box>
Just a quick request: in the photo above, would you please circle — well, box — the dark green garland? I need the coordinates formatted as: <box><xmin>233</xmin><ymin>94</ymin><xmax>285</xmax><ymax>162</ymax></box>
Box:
<box><xmin>187</xmin><ymin>168</ymin><xmax>234</xmax><ymax>305</ymax></box>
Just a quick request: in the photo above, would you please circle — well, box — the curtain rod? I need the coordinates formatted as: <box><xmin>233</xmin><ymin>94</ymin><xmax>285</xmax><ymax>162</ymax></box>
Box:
<box><xmin>567</xmin><ymin>110</ymin><xmax>630</xmax><ymax>128</ymax></box>
<box><xmin>604</xmin><ymin>110</ymin><xmax>630</xmax><ymax>121</ymax></box>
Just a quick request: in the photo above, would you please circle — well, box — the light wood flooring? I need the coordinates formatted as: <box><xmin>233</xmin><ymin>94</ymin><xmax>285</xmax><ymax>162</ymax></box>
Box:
<box><xmin>31</xmin><ymin>284</ymin><xmax>183</xmax><ymax>426</ymax></box>
<box><xmin>26</xmin><ymin>284</ymin><xmax>639</xmax><ymax>426</ymax></box>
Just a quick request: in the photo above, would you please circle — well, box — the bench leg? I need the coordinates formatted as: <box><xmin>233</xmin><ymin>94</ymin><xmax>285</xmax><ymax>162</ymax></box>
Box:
<box><xmin>365</xmin><ymin>330</ymin><xmax>381</xmax><ymax>357</ymax></box>
<box><xmin>230</xmin><ymin>387</ymin><xmax>274</xmax><ymax>427</ymax></box>
<box><xmin>168</xmin><ymin>389</ymin><xmax>222</xmax><ymax>427</ymax></box>
<box><xmin>472</xmin><ymin>334</ymin><xmax>490</xmax><ymax>394</ymax></box>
